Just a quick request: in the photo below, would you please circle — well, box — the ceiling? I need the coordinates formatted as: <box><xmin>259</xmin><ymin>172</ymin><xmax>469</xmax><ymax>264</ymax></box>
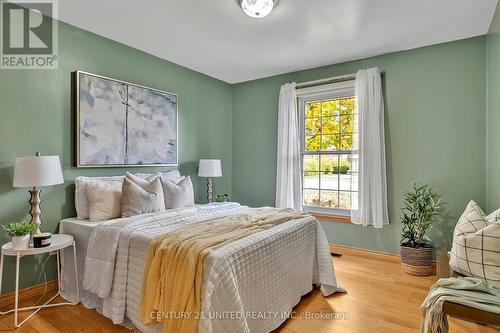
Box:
<box><xmin>57</xmin><ymin>0</ymin><xmax>498</xmax><ymax>83</ymax></box>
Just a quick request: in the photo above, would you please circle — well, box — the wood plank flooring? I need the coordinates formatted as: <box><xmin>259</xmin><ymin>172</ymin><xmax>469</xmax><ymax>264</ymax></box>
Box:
<box><xmin>0</xmin><ymin>245</ymin><xmax>498</xmax><ymax>332</ymax></box>
<box><xmin>276</xmin><ymin>245</ymin><xmax>499</xmax><ymax>333</ymax></box>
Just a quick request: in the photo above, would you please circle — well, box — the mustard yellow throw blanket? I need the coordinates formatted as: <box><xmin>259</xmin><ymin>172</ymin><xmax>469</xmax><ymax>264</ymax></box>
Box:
<box><xmin>140</xmin><ymin>207</ymin><xmax>308</xmax><ymax>333</ymax></box>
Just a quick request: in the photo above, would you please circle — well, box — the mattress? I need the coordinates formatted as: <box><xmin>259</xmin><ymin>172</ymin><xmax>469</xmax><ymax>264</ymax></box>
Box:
<box><xmin>59</xmin><ymin>205</ymin><xmax>200</xmax><ymax>312</ymax></box>
<box><xmin>59</xmin><ymin>217</ymin><xmax>103</xmax><ymax>308</ymax></box>
<box><xmin>60</xmin><ymin>203</ymin><xmax>343</xmax><ymax>333</ymax></box>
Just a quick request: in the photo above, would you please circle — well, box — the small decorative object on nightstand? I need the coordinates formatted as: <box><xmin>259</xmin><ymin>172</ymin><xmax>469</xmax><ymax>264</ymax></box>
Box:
<box><xmin>2</xmin><ymin>223</ymin><xmax>38</xmax><ymax>250</ymax></box>
<box><xmin>215</xmin><ymin>193</ymin><xmax>229</xmax><ymax>202</ymax></box>
<box><xmin>32</xmin><ymin>232</ymin><xmax>52</xmax><ymax>248</ymax></box>
<box><xmin>13</xmin><ymin>153</ymin><xmax>64</xmax><ymax>234</ymax></box>
<box><xmin>0</xmin><ymin>234</ymin><xmax>79</xmax><ymax>328</ymax></box>
<box><xmin>198</xmin><ymin>159</ymin><xmax>222</xmax><ymax>203</ymax></box>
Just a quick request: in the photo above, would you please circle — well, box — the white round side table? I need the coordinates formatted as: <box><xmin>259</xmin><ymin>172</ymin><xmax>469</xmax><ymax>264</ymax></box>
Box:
<box><xmin>0</xmin><ymin>234</ymin><xmax>79</xmax><ymax>328</ymax></box>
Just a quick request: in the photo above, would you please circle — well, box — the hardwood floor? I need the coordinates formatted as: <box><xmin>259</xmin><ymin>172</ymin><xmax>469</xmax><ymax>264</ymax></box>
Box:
<box><xmin>0</xmin><ymin>245</ymin><xmax>498</xmax><ymax>333</ymax></box>
<box><xmin>276</xmin><ymin>245</ymin><xmax>499</xmax><ymax>333</ymax></box>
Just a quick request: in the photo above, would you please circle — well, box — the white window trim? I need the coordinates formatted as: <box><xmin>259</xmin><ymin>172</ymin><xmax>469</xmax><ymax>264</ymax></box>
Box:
<box><xmin>298</xmin><ymin>80</ymin><xmax>357</xmax><ymax>217</ymax></box>
<box><xmin>305</xmin><ymin>205</ymin><xmax>352</xmax><ymax>217</ymax></box>
<box><xmin>296</xmin><ymin>80</ymin><xmax>355</xmax><ymax>97</ymax></box>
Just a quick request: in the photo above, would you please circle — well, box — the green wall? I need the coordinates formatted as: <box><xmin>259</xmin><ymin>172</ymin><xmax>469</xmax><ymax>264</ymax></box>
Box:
<box><xmin>487</xmin><ymin>3</ymin><xmax>500</xmax><ymax>211</ymax></box>
<box><xmin>0</xmin><ymin>20</ymin><xmax>232</xmax><ymax>292</ymax></box>
<box><xmin>232</xmin><ymin>37</ymin><xmax>487</xmax><ymax>254</ymax></box>
<box><xmin>0</xmin><ymin>14</ymin><xmax>497</xmax><ymax>293</ymax></box>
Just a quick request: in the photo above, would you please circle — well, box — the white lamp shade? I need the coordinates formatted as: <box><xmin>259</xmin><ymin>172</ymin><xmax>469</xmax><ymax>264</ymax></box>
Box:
<box><xmin>13</xmin><ymin>155</ymin><xmax>64</xmax><ymax>187</ymax></box>
<box><xmin>198</xmin><ymin>159</ymin><xmax>222</xmax><ymax>178</ymax></box>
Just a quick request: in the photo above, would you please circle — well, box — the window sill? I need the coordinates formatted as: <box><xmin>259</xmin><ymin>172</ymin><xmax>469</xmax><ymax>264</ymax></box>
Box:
<box><xmin>311</xmin><ymin>212</ymin><xmax>351</xmax><ymax>224</ymax></box>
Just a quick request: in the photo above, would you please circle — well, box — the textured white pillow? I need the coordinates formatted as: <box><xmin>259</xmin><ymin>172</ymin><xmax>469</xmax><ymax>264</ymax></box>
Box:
<box><xmin>160</xmin><ymin>175</ymin><xmax>185</xmax><ymax>184</ymax></box>
<box><xmin>121</xmin><ymin>175</ymin><xmax>165</xmax><ymax>217</ymax></box>
<box><xmin>486</xmin><ymin>208</ymin><xmax>500</xmax><ymax>223</ymax></box>
<box><xmin>161</xmin><ymin>176</ymin><xmax>195</xmax><ymax>209</ymax></box>
<box><xmin>75</xmin><ymin>176</ymin><xmax>124</xmax><ymax>219</ymax></box>
<box><xmin>126</xmin><ymin>172</ymin><xmax>155</xmax><ymax>184</ymax></box>
<box><xmin>86</xmin><ymin>181</ymin><xmax>123</xmax><ymax>222</ymax></box>
<box><xmin>127</xmin><ymin>171</ymin><xmax>185</xmax><ymax>189</ymax></box>
<box><xmin>135</xmin><ymin>170</ymin><xmax>181</xmax><ymax>179</ymax></box>
<box><xmin>449</xmin><ymin>200</ymin><xmax>500</xmax><ymax>287</ymax></box>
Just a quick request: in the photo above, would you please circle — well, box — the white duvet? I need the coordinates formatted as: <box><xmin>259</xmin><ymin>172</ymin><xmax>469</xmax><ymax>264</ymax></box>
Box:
<box><xmin>61</xmin><ymin>202</ymin><xmax>344</xmax><ymax>333</ymax></box>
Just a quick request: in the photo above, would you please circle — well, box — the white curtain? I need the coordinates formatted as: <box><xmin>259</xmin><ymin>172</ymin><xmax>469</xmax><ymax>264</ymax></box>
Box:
<box><xmin>351</xmin><ymin>68</ymin><xmax>389</xmax><ymax>227</ymax></box>
<box><xmin>276</xmin><ymin>82</ymin><xmax>303</xmax><ymax>210</ymax></box>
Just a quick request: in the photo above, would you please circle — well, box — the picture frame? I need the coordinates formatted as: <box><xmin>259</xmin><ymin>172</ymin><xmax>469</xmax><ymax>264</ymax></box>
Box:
<box><xmin>75</xmin><ymin>71</ymin><xmax>178</xmax><ymax>167</ymax></box>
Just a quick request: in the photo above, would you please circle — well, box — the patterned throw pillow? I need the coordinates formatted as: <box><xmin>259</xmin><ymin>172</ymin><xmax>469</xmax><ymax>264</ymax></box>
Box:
<box><xmin>449</xmin><ymin>200</ymin><xmax>500</xmax><ymax>287</ymax></box>
<box><xmin>487</xmin><ymin>208</ymin><xmax>500</xmax><ymax>223</ymax></box>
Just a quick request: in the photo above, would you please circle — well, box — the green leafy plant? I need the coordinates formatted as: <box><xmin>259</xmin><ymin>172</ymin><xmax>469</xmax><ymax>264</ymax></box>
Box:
<box><xmin>400</xmin><ymin>184</ymin><xmax>441</xmax><ymax>248</ymax></box>
<box><xmin>2</xmin><ymin>223</ymin><xmax>37</xmax><ymax>237</ymax></box>
<box><xmin>215</xmin><ymin>194</ymin><xmax>229</xmax><ymax>202</ymax></box>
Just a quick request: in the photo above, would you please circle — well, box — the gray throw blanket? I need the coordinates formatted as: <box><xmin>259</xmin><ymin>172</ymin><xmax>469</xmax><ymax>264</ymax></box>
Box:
<box><xmin>420</xmin><ymin>277</ymin><xmax>500</xmax><ymax>333</ymax></box>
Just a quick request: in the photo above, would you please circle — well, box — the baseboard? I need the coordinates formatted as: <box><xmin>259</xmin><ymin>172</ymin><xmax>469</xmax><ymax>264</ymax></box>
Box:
<box><xmin>330</xmin><ymin>243</ymin><xmax>437</xmax><ymax>273</ymax></box>
<box><xmin>329</xmin><ymin>243</ymin><xmax>400</xmax><ymax>258</ymax></box>
<box><xmin>0</xmin><ymin>279</ymin><xmax>58</xmax><ymax>309</ymax></box>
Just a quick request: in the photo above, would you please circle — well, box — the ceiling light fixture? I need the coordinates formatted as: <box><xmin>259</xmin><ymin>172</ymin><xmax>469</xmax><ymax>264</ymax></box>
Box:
<box><xmin>237</xmin><ymin>0</ymin><xmax>278</xmax><ymax>18</ymax></box>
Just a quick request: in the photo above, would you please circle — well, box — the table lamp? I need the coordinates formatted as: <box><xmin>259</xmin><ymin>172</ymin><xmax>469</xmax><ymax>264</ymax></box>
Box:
<box><xmin>198</xmin><ymin>159</ymin><xmax>222</xmax><ymax>203</ymax></box>
<box><xmin>13</xmin><ymin>153</ymin><xmax>64</xmax><ymax>234</ymax></box>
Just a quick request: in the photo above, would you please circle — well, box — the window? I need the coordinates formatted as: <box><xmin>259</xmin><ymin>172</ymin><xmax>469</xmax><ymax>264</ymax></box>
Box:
<box><xmin>298</xmin><ymin>82</ymin><xmax>358</xmax><ymax>217</ymax></box>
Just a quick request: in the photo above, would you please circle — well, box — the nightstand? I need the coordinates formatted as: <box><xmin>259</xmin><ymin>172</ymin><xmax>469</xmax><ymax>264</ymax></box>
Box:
<box><xmin>0</xmin><ymin>234</ymin><xmax>79</xmax><ymax>328</ymax></box>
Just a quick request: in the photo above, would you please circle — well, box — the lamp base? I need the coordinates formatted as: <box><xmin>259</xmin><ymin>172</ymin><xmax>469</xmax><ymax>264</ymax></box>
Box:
<box><xmin>207</xmin><ymin>178</ymin><xmax>213</xmax><ymax>203</ymax></box>
<box><xmin>29</xmin><ymin>187</ymin><xmax>42</xmax><ymax>234</ymax></box>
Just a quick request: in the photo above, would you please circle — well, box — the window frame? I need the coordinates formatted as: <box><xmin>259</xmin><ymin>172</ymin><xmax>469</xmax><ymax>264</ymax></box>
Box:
<box><xmin>297</xmin><ymin>80</ymin><xmax>357</xmax><ymax>218</ymax></box>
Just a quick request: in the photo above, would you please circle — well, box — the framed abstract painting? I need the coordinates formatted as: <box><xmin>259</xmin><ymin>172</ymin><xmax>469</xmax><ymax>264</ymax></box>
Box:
<box><xmin>75</xmin><ymin>71</ymin><xmax>178</xmax><ymax>167</ymax></box>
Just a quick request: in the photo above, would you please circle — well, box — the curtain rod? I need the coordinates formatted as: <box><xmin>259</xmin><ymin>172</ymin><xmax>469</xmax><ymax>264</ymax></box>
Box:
<box><xmin>296</xmin><ymin>73</ymin><xmax>356</xmax><ymax>89</ymax></box>
<box><xmin>295</xmin><ymin>70</ymin><xmax>385</xmax><ymax>89</ymax></box>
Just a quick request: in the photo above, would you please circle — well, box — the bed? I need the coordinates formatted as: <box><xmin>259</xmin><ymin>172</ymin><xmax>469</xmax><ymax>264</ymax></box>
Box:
<box><xmin>59</xmin><ymin>202</ymin><xmax>343</xmax><ymax>333</ymax></box>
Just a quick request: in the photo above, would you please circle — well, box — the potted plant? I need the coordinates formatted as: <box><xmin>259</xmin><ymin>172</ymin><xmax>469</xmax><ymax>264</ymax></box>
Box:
<box><xmin>215</xmin><ymin>194</ymin><xmax>229</xmax><ymax>202</ymax></box>
<box><xmin>400</xmin><ymin>184</ymin><xmax>441</xmax><ymax>276</ymax></box>
<box><xmin>2</xmin><ymin>223</ymin><xmax>38</xmax><ymax>250</ymax></box>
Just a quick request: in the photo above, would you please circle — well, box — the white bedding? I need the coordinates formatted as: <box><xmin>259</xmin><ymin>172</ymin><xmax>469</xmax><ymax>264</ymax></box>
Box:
<box><xmin>60</xmin><ymin>202</ymin><xmax>344</xmax><ymax>333</ymax></box>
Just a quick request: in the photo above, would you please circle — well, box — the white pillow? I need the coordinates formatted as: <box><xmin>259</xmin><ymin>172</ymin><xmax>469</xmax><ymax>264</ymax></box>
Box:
<box><xmin>486</xmin><ymin>208</ymin><xmax>500</xmax><ymax>223</ymax></box>
<box><xmin>161</xmin><ymin>176</ymin><xmax>195</xmax><ymax>209</ymax></box>
<box><xmin>127</xmin><ymin>171</ymin><xmax>184</xmax><ymax>188</ymax></box>
<box><xmin>75</xmin><ymin>176</ymin><xmax>124</xmax><ymax>219</ymax></box>
<box><xmin>449</xmin><ymin>200</ymin><xmax>500</xmax><ymax>287</ymax></box>
<box><xmin>86</xmin><ymin>181</ymin><xmax>123</xmax><ymax>222</ymax></box>
<box><xmin>161</xmin><ymin>175</ymin><xmax>185</xmax><ymax>184</ymax></box>
<box><xmin>135</xmin><ymin>170</ymin><xmax>181</xmax><ymax>179</ymax></box>
<box><xmin>126</xmin><ymin>171</ymin><xmax>156</xmax><ymax>184</ymax></box>
<box><xmin>121</xmin><ymin>174</ymin><xmax>165</xmax><ymax>217</ymax></box>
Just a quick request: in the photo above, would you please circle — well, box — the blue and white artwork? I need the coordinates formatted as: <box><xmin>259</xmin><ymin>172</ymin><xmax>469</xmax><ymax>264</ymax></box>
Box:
<box><xmin>77</xmin><ymin>72</ymin><xmax>178</xmax><ymax>167</ymax></box>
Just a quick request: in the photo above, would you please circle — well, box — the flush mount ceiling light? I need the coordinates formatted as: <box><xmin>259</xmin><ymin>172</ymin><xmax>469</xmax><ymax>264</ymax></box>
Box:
<box><xmin>237</xmin><ymin>0</ymin><xmax>279</xmax><ymax>18</ymax></box>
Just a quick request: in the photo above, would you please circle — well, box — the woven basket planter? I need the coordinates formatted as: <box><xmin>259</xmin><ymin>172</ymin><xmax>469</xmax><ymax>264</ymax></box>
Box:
<box><xmin>400</xmin><ymin>245</ymin><xmax>433</xmax><ymax>276</ymax></box>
